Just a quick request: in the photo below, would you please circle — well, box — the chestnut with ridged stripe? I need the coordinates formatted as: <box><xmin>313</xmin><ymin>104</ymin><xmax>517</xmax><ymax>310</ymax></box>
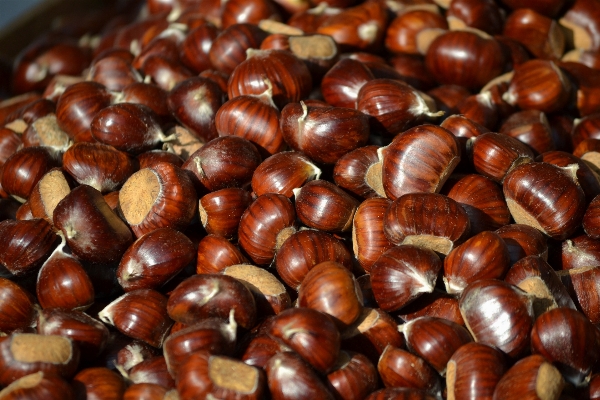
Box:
<box><xmin>380</xmin><ymin>124</ymin><xmax>459</xmax><ymax>200</ymax></box>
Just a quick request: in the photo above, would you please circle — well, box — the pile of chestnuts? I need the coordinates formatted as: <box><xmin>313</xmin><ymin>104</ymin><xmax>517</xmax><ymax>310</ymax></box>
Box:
<box><xmin>2</xmin><ymin>0</ymin><xmax>600</xmax><ymax>398</ymax></box>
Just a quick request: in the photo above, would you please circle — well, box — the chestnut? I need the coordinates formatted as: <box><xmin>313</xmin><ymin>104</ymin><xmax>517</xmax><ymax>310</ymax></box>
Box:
<box><xmin>493</xmin><ymin>354</ymin><xmax>564</xmax><ymax>400</ymax></box>
<box><xmin>280</xmin><ymin>102</ymin><xmax>370</xmax><ymax>164</ymax></box>
<box><xmin>228</xmin><ymin>49</ymin><xmax>312</xmax><ymax>109</ymax></box>
<box><xmin>196</xmin><ymin>235</ymin><xmax>248</xmax><ymax>274</ymax></box>
<box><xmin>177</xmin><ymin>351</ymin><xmax>265</xmax><ymax>400</ymax></box>
<box><xmin>99</xmin><ymin>289</ymin><xmax>173</xmax><ymax>348</ymax></box>
<box><xmin>251</xmin><ymin>151</ymin><xmax>321</xmax><ymax>198</ymax></box>
<box><xmin>208</xmin><ymin>23</ymin><xmax>268</xmax><ymax>75</ymax></box>
<box><xmin>166</xmin><ymin>274</ymin><xmax>257</xmax><ymax>329</ymax></box>
<box><xmin>377</xmin><ymin>345</ymin><xmax>441</xmax><ymax>395</ymax></box>
<box><xmin>0</xmin><ymin>333</ymin><xmax>80</xmax><ymax>386</ymax></box>
<box><xmin>333</xmin><ymin>145</ymin><xmax>382</xmax><ymax>199</ymax></box>
<box><xmin>182</xmin><ymin>136</ymin><xmax>262</xmax><ymax>193</ymax></box>
<box><xmin>238</xmin><ymin>193</ymin><xmax>296</xmax><ymax>265</ymax></box>
<box><xmin>459</xmin><ymin>279</ymin><xmax>534</xmax><ymax>358</ymax></box>
<box><xmin>267</xmin><ymin>307</ymin><xmax>340</xmax><ymax>374</ymax></box>
<box><xmin>0</xmin><ymin>278</ymin><xmax>36</xmax><ymax>333</ymax></box>
<box><xmin>398</xmin><ymin>291</ymin><xmax>465</xmax><ymax>326</ymax></box>
<box><xmin>503</xmin><ymin>162</ymin><xmax>586</xmax><ymax>240</ymax></box>
<box><xmin>401</xmin><ymin>316</ymin><xmax>472</xmax><ymax>376</ymax></box>
<box><xmin>379</xmin><ymin>124</ymin><xmax>459</xmax><ymax>199</ymax></box>
<box><xmin>384</xmin><ymin>193</ymin><xmax>470</xmax><ymax>255</ymax></box>
<box><xmin>0</xmin><ymin>372</ymin><xmax>75</xmax><ymax>400</ymax></box>
<box><xmin>266</xmin><ymin>351</ymin><xmax>334</xmax><ymax>400</ymax></box>
<box><xmin>116</xmin><ymin>227</ymin><xmax>196</xmax><ymax>292</ymax></box>
<box><xmin>36</xmin><ymin>234</ymin><xmax>94</xmax><ymax>311</ymax></box>
<box><xmin>321</xmin><ymin>58</ymin><xmax>374</xmax><ymax>109</ymax></box>
<box><xmin>294</xmin><ymin>180</ymin><xmax>359</xmax><ymax>233</ymax></box>
<box><xmin>297</xmin><ymin>261</ymin><xmax>363</xmax><ymax>328</ymax></box>
<box><xmin>443</xmin><ymin>231</ymin><xmax>510</xmax><ymax>295</ymax></box>
<box><xmin>37</xmin><ymin>308</ymin><xmax>109</xmax><ymax>361</ymax></box>
<box><xmin>119</xmin><ymin>162</ymin><xmax>197</xmax><ymax>238</ymax></box>
<box><xmin>496</xmin><ymin>223</ymin><xmax>548</xmax><ymax>264</ymax></box>
<box><xmin>446</xmin><ymin>342</ymin><xmax>507</xmax><ymax>400</ymax></box>
<box><xmin>0</xmin><ymin>218</ymin><xmax>59</xmax><ymax>276</ymax></box>
<box><xmin>503</xmin><ymin>8</ymin><xmax>565</xmax><ymax>60</ymax></box>
<box><xmin>72</xmin><ymin>367</ymin><xmax>126</xmax><ymax>400</ymax></box>
<box><xmin>327</xmin><ymin>351</ymin><xmax>378</xmax><ymax>400</ymax></box>
<box><xmin>352</xmin><ymin>197</ymin><xmax>394</xmax><ymax>273</ymax></box>
<box><xmin>370</xmin><ymin>245</ymin><xmax>441</xmax><ymax>312</ymax></box>
<box><xmin>53</xmin><ymin>185</ymin><xmax>133</xmax><ymax>264</ymax></box>
<box><xmin>28</xmin><ymin>168</ymin><xmax>72</xmax><ymax>225</ymax></box>
<box><xmin>385</xmin><ymin>9</ymin><xmax>448</xmax><ymax>55</ymax></box>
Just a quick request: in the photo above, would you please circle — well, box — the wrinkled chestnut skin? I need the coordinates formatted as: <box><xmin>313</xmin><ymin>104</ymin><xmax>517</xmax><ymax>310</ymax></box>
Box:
<box><xmin>425</xmin><ymin>30</ymin><xmax>506</xmax><ymax>90</ymax></box>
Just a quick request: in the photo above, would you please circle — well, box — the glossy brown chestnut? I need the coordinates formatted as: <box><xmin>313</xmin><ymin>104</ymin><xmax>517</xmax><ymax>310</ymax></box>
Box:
<box><xmin>90</xmin><ymin>103</ymin><xmax>172</xmax><ymax>155</ymax></box>
<box><xmin>182</xmin><ymin>136</ymin><xmax>261</xmax><ymax>193</ymax></box>
<box><xmin>223</xmin><ymin>264</ymin><xmax>291</xmax><ymax>316</ymax></box>
<box><xmin>445</xmin><ymin>174</ymin><xmax>510</xmax><ymax>234</ymax></box>
<box><xmin>177</xmin><ymin>351</ymin><xmax>265</xmax><ymax>400</ymax></box>
<box><xmin>179</xmin><ymin>23</ymin><xmax>219</xmax><ymax>74</ymax></box>
<box><xmin>228</xmin><ymin>49</ymin><xmax>312</xmax><ymax>109</ymax></box>
<box><xmin>1</xmin><ymin>146</ymin><xmax>62</xmax><ymax>202</ymax></box>
<box><xmin>561</xmin><ymin>234</ymin><xmax>600</xmax><ymax>270</ymax></box>
<box><xmin>125</xmin><ymin>355</ymin><xmax>174</xmax><ymax>389</ymax></box>
<box><xmin>267</xmin><ymin>307</ymin><xmax>340</xmax><ymax>374</ymax></box>
<box><xmin>557</xmin><ymin>265</ymin><xmax>600</xmax><ymax>325</ymax></box>
<box><xmin>370</xmin><ymin>245</ymin><xmax>441</xmax><ymax>312</ymax></box>
<box><xmin>0</xmin><ymin>278</ymin><xmax>36</xmax><ymax>333</ymax></box>
<box><xmin>377</xmin><ymin>345</ymin><xmax>441</xmax><ymax>395</ymax></box>
<box><xmin>443</xmin><ymin>231</ymin><xmax>510</xmax><ymax>295</ymax></box>
<box><xmin>294</xmin><ymin>180</ymin><xmax>359</xmax><ymax>233</ymax></box>
<box><xmin>208</xmin><ymin>23</ymin><xmax>268</xmax><ymax>75</ymax></box>
<box><xmin>215</xmin><ymin>88</ymin><xmax>284</xmax><ymax>156</ymax></box>
<box><xmin>326</xmin><ymin>351</ymin><xmax>378</xmax><ymax>400</ymax></box>
<box><xmin>251</xmin><ymin>151</ymin><xmax>321</xmax><ymax>198</ymax></box>
<box><xmin>493</xmin><ymin>354</ymin><xmax>564</xmax><ymax>400</ymax></box>
<box><xmin>167</xmin><ymin>77</ymin><xmax>225</xmax><ymax>143</ymax></box>
<box><xmin>280</xmin><ymin>102</ymin><xmax>370</xmax><ymax>164</ymax></box>
<box><xmin>384</xmin><ymin>193</ymin><xmax>471</xmax><ymax>255</ymax></box>
<box><xmin>504</xmin><ymin>162</ymin><xmax>586</xmax><ymax>240</ymax></box>
<box><xmin>503</xmin><ymin>60</ymin><xmax>571</xmax><ymax>114</ymax></box>
<box><xmin>297</xmin><ymin>261</ymin><xmax>362</xmax><ymax>327</ymax></box>
<box><xmin>0</xmin><ymin>218</ymin><xmax>58</xmax><ymax>276</ymax></box>
<box><xmin>447</xmin><ymin>0</ymin><xmax>503</xmax><ymax>34</ymax></box>
<box><xmin>163</xmin><ymin>317</ymin><xmax>237</xmax><ymax>377</ymax></box>
<box><xmin>446</xmin><ymin>342</ymin><xmax>507</xmax><ymax>400</ymax></box>
<box><xmin>36</xmin><ymin>235</ymin><xmax>94</xmax><ymax>310</ymax></box>
<box><xmin>166</xmin><ymin>274</ymin><xmax>257</xmax><ymax>329</ymax></box>
<box><xmin>99</xmin><ymin>289</ymin><xmax>173</xmax><ymax>348</ymax></box>
<box><xmin>0</xmin><ymin>372</ymin><xmax>75</xmax><ymax>400</ymax></box>
<box><xmin>53</xmin><ymin>185</ymin><xmax>132</xmax><ymax>264</ymax></box>
<box><xmin>56</xmin><ymin>81</ymin><xmax>112</xmax><ymax>143</ymax></box>
<box><xmin>28</xmin><ymin>169</ymin><xmax>72</xmax><ymax>225</ymax></box>
<box><xmin>333</xmin><ymin>145</ymin><xmax>381</xmax><ymax>199</ymax></box>
<box><xmin>119</xmin><ymin>162</ymin><xmax>197</xmax><ymax>238</ymax></box>
<box><xmin>384</xmin><ymin>9</ymin><xmax>448</xmax><ymax>55</ymax></box>
<box><xmin>0</xmin><ymin>333</ymin><xmax>79</xmax><ymax>386</ymax></box>
<box><xmin>459</xmin><ymin>279</ymin><xmax>534</xmax><ymax>358</ymax></box>
<box><xmin>503</xmin><ymin>8</ymin><xmax>565</xmax><ymax>60</ymax></box>
<box><xmin>62</xmin><ymin>142</ymin><xmax>139</xmax><ymax>193</ymax></box>
<box><xmin>266</xmin><ymin>351</ymin><xmax>334</xmax><ymax>400</ymax></box>
<box><xmin>505</xmin><ymin>256</ymin><xmax>576</xmax><ymax>316</ymax></box>
<box><xmin>398</xmin><ymin>291</ymin><xmax>465</xmax><ymax>326</ymax></box>
<box><xmin>198</xmin><ymin>188</ymin><xmax>251</xmax><ymax>239</ymax></box>
<box><xmin>357</xmin><ymin>81</ymin><xmax>443</xmax><ymax>137</ymax></box>
<box><xmin>531</xmin><ymin>307</ymin><xmax>599</xmax><ymax>386</ymax></box>
<box><xmin>122</xmin><ymin>383</ymin><xmax>169</xmax><ymax>400</ymax></box>
<box><xmin>352</xmin><ymin>197</ymin><xmax>394</xmax><ymax>273</ymax></box>
<box><xmin>117</xmin><ymin>227</ymin><xmax>195</xmax><ymax>292</ymax></box>
<box><xmin>196</xmin><ymin>235</ymin><xmax>248</xmax><ymax>274</ymax></box>
<box><xmin>321</xmin><ymin>58</ymin><xmax>374</xmax><ymax>108</ymax></box>
<box><xmin>468</xmin><ymin>132</ymin><xmax>535</xmax><ymax>183</ymax></box>
<box><xmin>37</xmin><ymin>308</ymin><xmax>109</xmax><ymax>361</ymax></box>
<box><xmin>316</xmin><ymin>1</ymin><xmax>387</xmax><ymax>51</ymax></box>
<box><xmin>425</xmin><ymin>30</ymin><xmax>506</xmax><ymax>90</ymax></box>
<box><xmin>380</xmin><ymin>124</ymin><xmax>459</xmax><ymax>199</ymax></box>
<box><xmin>72</xmin><ymin>367</ymin><xmax>126</xmax><ymax>400</ymax></box>
<box><xmin>500</xmin><ymin>110</ymin><xmax>555</xmax><ymax>156</ymax></box>
<box><xmin>238</xmin><ymin>193</ymin><xmax>296</xmax><ymax>265</ymax></box>
<box><xmin>496</xmin><ymin>223</ymin><xmax>548</xmax><ymax>264</ymax></box>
